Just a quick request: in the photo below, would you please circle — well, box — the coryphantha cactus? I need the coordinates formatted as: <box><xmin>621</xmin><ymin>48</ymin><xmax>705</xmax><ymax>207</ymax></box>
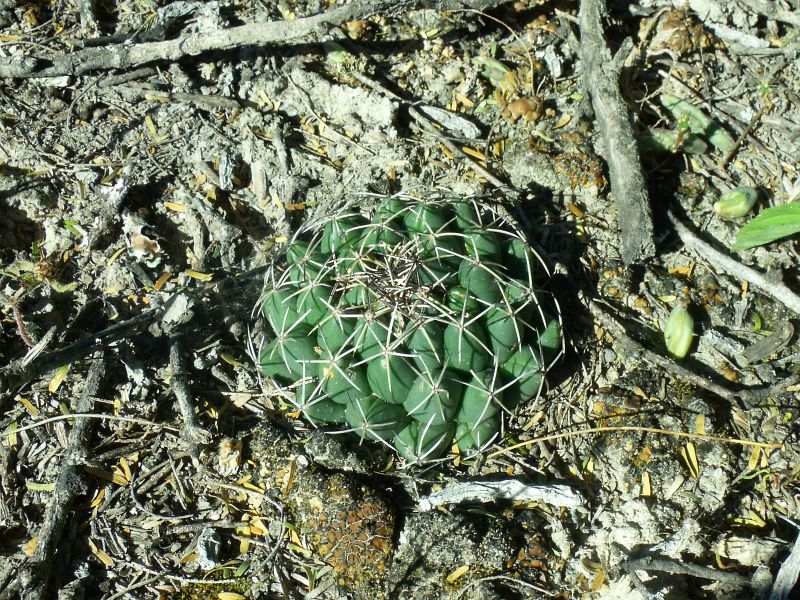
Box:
<box><xmin>254</xmin><ymin>195</ymin><xmax>563</xmax><ymax>464</ymax></box>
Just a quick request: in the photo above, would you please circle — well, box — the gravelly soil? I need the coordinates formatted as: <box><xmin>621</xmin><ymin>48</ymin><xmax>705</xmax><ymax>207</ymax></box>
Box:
<box><xmin>1</xmin><ymin>1</ymin><xmax>800</xmax><ymax>599</ymax></box>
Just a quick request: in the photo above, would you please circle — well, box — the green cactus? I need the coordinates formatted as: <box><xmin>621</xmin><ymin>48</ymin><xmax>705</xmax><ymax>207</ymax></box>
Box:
<box><xmin>255</xmin><ymin>195</ymin><xmax>563</xmax><ymax>464</ymax></box>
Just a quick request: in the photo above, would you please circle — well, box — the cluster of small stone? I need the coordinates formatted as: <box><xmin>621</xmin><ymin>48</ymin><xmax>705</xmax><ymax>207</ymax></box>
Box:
<box><xmin>296</xmin><ymin>473</ymin><xmax>394</xmax><ymax>589</ymax></box>
<box><xmin>257</xmin><ymin>195</ymin><xmax>562</xmax><ymax>463</ymax></box>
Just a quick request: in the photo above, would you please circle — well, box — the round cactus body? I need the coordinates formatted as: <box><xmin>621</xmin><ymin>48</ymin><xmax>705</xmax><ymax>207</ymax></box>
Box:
<box><xmin>256</xmin><ymin>195</ymin><xmax>563</xmax><ymax>464</ymax></box>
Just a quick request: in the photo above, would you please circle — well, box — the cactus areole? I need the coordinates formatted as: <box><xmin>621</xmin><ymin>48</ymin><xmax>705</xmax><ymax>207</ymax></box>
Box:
<box><xmin>255</xmin><ymin>195</ymin><xmax>563</xmax><ymax>464</ymax></box>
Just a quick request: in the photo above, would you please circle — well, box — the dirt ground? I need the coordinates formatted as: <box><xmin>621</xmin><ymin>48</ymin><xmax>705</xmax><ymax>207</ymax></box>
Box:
<box><xmin>1</xmin><ymin>0</ymin><xmax>800</xmax><ymax>598</ymax></box>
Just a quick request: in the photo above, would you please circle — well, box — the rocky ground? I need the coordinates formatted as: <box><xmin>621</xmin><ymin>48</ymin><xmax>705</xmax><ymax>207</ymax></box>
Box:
<box><xmin>1</xmin><ymin>0</ymin><xmax>800</xmax><ymax>598</ymax></box>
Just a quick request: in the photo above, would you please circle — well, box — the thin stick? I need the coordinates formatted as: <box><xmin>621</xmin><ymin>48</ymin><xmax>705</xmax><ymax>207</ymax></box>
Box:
<box><xmin>11</xmin><ymin>289</ymin><xmax>35</xmax><ymax>348</ymax></box>
<box><xmin>721</xmin><ymin>105</ymin><xmax>765</xmax><ymax>168</ymax></box>
<box><xmin>489</xmin><ymin>425</ymin><xmax>782</xmax><ymax>459</ymax></box>
<box><xmin>668</xmin><ymin>210</ymin><xmax>800</xmax><ymax>315</ymax></box>
<box><xmin>5</xmin><ymin>413</ymin><xmax>179</xmax><ymax>436</ymax></box>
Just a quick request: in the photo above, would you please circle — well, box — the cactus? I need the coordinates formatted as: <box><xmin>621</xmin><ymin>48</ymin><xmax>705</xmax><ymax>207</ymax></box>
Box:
<box><xmin>255</xmin><ymin>195</ymin><xmax>563</xmax><ymax>464</ymax></box>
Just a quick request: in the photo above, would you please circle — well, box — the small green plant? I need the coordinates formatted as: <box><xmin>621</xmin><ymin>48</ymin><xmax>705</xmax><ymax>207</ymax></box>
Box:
<box><xmin>660</xmin><ymin>94</ymin><xmax>735</xmax><ymax>152</ymax></box>
<box><xmin>732</xmin><ymin>202</ymin><xmax>800</xmax><ymax>251</ymax></box>
<box><xmin>638</xmin><ymin>127</ymin><xmax>708</xmax><ymax>155</ymax></box>
<box><xmin>254</xmin><ymin>195</ymin><xmax>563</xmax><ymax>464</ymax></box>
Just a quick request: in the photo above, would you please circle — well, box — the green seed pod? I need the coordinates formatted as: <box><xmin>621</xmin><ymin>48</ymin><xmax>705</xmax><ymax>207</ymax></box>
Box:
<box><xmin>346</xmin><ymin>396</ymin><xmax>408</xmax><ymax>442</ymax></box>
<box><xmin>713</xmin><ymin>187</ymin><xmax>758</xmax><ymax>220</ymax></box>
<box><xmin>455</xmin><ymin>414</ymin><xmax>500</xmax><ymax>451</ymax></box>
<box><xmin>443</xmin><ymin>321</ymin><xmax>490</xmax><ymax>373</ymax></box>
<box><xmin>405</xmin><ymin>320</ymin><xmax>445</xmax><ymax>374</ymax></box>
<box><xmin>367</xmin><ymin>352</ymin><xmax>417</xmax><ymax>405</ymax></box>
<box><xmin>663</xmin><ymin>305</ymin><xmax>694</xmax><ymax>359</ymax></box>
<box><xmin>304</xmin><ymin>398</ymin><xmax>347</xmax><ymax>426</ymax></box>
<box><xmin>404</xmin><ymin>372</ymin><xmax>461</xmax><ymax>426</ymax></box>
<box><xmin>395</xmin><ymin>421</ymin><xmax>454</xmax><ymax>463</ymax></box>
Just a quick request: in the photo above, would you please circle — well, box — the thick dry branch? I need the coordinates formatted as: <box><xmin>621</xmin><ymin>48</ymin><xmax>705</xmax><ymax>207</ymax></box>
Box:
<box><xmin>0</xmin><ymin>0</ymin><xmax>502</xmax><ymax>79</ymax></box>
<box><xmin>169</xmin><ymin>338</ymin><xmax>210</xmax><ymax>458</ymax></box>
<box><xmin>0</xmin><ymin>0</ymin><xmax>404</xmax><ymax>78</ymax></box>
<box><xmin>20</xmin><ymin>355</ymin><xmax>105</xmax><ymax>600</ymax></box>
<box><xmin>625</xmin><ymin>555</ymin><xmax>750</xmax><ymax>588</ymax></box>
<box><xmin>579</xmin><ymin>0</ymin><xmax>655</xmax><ymax>265</ymax></box>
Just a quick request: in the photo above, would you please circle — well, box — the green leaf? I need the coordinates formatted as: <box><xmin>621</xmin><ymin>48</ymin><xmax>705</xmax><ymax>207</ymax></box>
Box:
<box><xmin>732</xmin><ymin>203</ymin><xmax>800</xmax><ymax>251</ymax></box>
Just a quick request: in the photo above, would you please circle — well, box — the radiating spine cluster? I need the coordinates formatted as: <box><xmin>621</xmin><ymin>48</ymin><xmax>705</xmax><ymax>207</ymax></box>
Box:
<box><xmin>256</xmin><ymin>195</ymin><xmax>562</xmax><ymax>463</ymax></box>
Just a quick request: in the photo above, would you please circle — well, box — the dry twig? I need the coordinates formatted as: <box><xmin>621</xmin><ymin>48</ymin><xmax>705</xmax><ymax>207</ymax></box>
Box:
<box><xmin>19</xmin><ymin>355</ymin><xmax>105</xmax><ymax>600</ymax></box>
<box><xmin>579</xmin><ymin>0</ymin><xmax>655</xmax><ymax>265</ymax></box>
<box><xmin>668</xmin><ymin>211</ymin><xmax>800</xmax><ymax>316</ymax></box>
<box><xmin>589</xmin><ymin>299</ymin><xmax>797</xmax><ymax>408</ymax></box>
<box><xmin>0</xmin><ymin>0</ymin><xmax>503</xmax><ymax>79</ymax></box>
